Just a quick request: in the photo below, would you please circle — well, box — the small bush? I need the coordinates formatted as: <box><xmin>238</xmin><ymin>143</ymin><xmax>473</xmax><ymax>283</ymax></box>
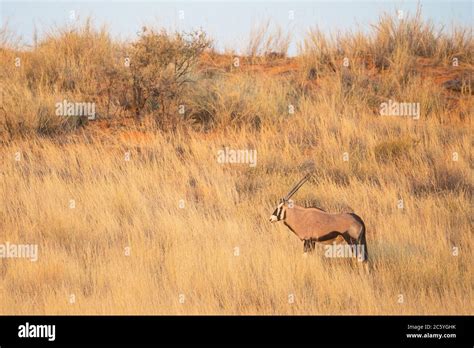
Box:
<box><xmin>128</xmin><ymin>28</ymin><xmax>210</xmax><ymax>130</ymax></box>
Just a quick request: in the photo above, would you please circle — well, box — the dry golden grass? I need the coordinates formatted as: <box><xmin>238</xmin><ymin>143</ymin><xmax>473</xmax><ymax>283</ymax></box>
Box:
<box><xmin>0</xmin><ymin>11</ymin><xmax>473</xmax><ymax>314</ymax></box>
<box><xmin>1</xmin><ymin>112</ymin><xmax>472</xmax><ymax>314</ymax></box>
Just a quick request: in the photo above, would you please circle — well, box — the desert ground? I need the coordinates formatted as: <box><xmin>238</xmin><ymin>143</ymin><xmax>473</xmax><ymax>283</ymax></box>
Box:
<box><xmin>0</xmin><ymin>10</ymin><xmax>473</xmax><ymax>314</ymax></box>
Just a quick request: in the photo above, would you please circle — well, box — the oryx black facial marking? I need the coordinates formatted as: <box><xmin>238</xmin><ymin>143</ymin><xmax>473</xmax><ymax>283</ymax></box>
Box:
<box><xmin>270</xmin><ymin>202</ymin><xmax>286</xmax><ymax>222</ymax></box>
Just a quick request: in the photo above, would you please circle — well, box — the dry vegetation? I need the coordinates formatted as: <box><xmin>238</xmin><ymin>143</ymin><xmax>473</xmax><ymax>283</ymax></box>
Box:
<box><xmin>0</xmin><ymin>11</ymin><xmax>473</xmax><ymax>314</ymax></box>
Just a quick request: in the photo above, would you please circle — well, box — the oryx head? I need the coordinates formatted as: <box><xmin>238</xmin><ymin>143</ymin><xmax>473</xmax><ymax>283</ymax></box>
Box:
<box><xmin>269</xmin><ymin>173</ymin><xmax>310</xmax><ymax>223</ymax></box>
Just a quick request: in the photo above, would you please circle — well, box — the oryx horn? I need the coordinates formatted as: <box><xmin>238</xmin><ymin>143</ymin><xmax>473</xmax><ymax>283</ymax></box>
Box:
<box><xmin>284</xmin><ymin>173</ymin><xmax>311</xmax><ymax>201</ymax></box>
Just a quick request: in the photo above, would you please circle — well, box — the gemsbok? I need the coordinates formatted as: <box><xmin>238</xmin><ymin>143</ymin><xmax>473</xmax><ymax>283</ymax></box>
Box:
<box><xmin>269</xmin><ymin>173</ymin><xmax>369</xmax><ymax>265</ymax></box>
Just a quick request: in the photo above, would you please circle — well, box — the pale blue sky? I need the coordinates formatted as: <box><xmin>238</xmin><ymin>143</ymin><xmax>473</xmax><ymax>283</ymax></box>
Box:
<box><xmin>1</xmin><ymin>1</ymin><xmax>472</xmax><ymax>54</ymax></box>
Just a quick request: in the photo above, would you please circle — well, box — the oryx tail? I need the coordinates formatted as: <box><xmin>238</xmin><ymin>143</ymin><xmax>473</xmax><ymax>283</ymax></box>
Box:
<box><xmin>349</xmin><ymin>213</ymin><xmax>368</xmax><ymax>262</ymax></box>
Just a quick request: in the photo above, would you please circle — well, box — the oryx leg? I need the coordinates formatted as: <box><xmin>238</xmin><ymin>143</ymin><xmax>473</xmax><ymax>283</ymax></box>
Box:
<box><xmin>303</xmin><ymin>240</ymin><xmax>315</xmax><ymax>253</ymax></box>
<box><xmin>341</xmin><ymin>231</ymin><xmax>357</xmax><ymax>245</ymax></box>
<box><xmin>341</xmin><ymin>231</ymin><xmax>358</xmax><ymax>259</ymax></box>
<box><xmin>342</xmin><ymin>230</ymin><xmax>366</xmax><ymax>263</ymax></box>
